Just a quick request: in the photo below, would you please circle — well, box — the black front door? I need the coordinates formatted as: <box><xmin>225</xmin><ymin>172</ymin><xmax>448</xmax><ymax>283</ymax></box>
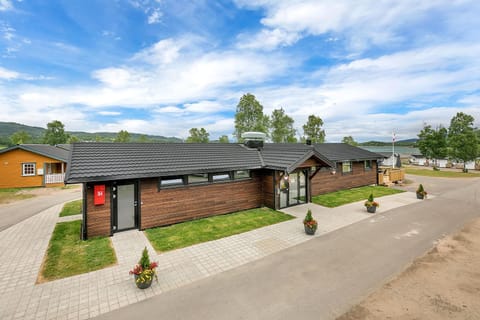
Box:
<box><xmin>113</xmin><ymin>182</ymin><xmax>138</xmax><ymax>232</ymax></box>
<box><xmin>279</xmin><ymin>170</ymin><xmax>308</xmax><ymax>208</ymax></box>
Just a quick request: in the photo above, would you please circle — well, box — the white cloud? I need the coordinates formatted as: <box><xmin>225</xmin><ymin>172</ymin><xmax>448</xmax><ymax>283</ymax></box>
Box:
<box><xmin>237</xmin><ymin>28</ymin><xmax>300</xmax><ymax>51</ymax></box>
<box><xmin>0</xmin><ymin>0</ymin><xmax>13</xmax><ymax>11</ymax></box>
<box><xmin>0</xmin><ymin>66</ymin><xmax>20</xmax><ymax>79</ymax></box>
<box><xmin>97</xmin><ymin>111</ymin><xmax>122</xmax><ymax>116</ymax></box>
<box><xmin>184</xmin><ymin>101</ymin><xmax>228</xmax><ymax>113</ymax></box>
<box><xmin>9</xmin><ymin>37</ymin><xmax>290</xmax><ymax>112</ymax></box>
<box><xmin>1</xmin><ymin>22</ymin><xmax>15</xmax><ymax>40</ymax></box>
<box><xmin>92</xmin><ymin>68</ymin><xmax>133</xmax><ymax>88</ymax></box>
<box><xmin>243</xmin><ymin>42</ymin><xmax>480</xmax><ymax>141</ymax></box>
<box><xmin>147</xmin><ymin>8</ymin><xmax>162</xmax><ymax>24</ymax></box>
<box><xmin>132</xmin><ymin>38</ymin><xmax>183</xmax><ymax>65</ymax></box>
<box><xmin>234</xmin><ymin>0</ymin><xmax>480</xmax><ymax>51</ymax></box>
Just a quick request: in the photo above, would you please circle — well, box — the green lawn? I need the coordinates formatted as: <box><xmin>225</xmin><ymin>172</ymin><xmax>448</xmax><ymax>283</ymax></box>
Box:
<box><xmin>0</xmin><ymin>188</ymin><xmax>36</xmax><ymax>204</ymax></box>
<box><xmin>311</xmin><ymin>186</ymin><xmax>405</xmax><ymax>208</ymax></box>
<box><xmin>40</xmin><ymin>220</ymin><xmax>116</xmax><ymax>282</ymax></box>
<box><xmin>405</xmin><ymin>168</ymin><xmax>480</xmax><ymax>178</ymax></box>
<box><xmin>59</xmin><ymin>199</ymin><xmax>82</xmax><ymax>217</ymax></box>
<box><xmin>145</xmin><ymin>207</ymin><xmax>295</xmax><ymax>253</ymax></box>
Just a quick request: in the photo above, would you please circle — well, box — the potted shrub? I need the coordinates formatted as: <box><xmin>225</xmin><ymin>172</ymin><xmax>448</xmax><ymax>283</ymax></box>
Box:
<box><xmin>416</xmin><ymin>184</ymin><xmax>427</xmax><ymax>200</ymax></box>
<box><xmin>129</xmin><ymin>247</ymin><xmax>158</xmax><ymax>289</ymax></box>
<box><xmin>303</xmin><ymin>209</ymin><xmax>318</xmax><ymax>235</ymax></box>
<box><xmin>364</xmin><ymin>193</ymin><xmax>379</xmax><ymax>213</ymax></box>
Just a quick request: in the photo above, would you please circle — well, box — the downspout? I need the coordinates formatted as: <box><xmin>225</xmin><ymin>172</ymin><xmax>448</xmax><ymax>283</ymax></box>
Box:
<box><xmin>272</xmin><ymin>171</ymin><xmax>276</xmax><ymax>210</ymax></box>
<box><xmin>82</xmin><ymin>183</ymin><xmax>88</xmax><ymax>240</ymax></box>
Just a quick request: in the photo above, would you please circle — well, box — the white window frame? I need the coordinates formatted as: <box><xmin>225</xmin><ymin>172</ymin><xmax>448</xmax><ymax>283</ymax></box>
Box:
<box><xmin>22</xmin><ymin>163</ymin><xmax>36</xmax><ymax>176</ymax></box>
<box><xmin>342</xmin><ymin>161</ymin><xmax>352</xmax><ymax>174</ymax></box>
<box><xmin>364</xmin><ymin>160</ymin><xmax>372</xmax><ymax>171</ymax></box>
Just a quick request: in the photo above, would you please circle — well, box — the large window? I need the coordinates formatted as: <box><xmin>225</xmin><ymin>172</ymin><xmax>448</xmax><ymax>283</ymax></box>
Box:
<box><xmin>342</xmin><ymin>161</ymin><xmax>352</xmax><ymax>174</ymax></box>
<box><xmin>22</xmin><ymin>163</ymin><xmax>36</xmax><ymax>176</ymax></box>
<box><xmin>160</xmin><ymin>176</ymin><xmax>185</xmax><ymax>188</ymax></box>
<box><xmin>187</xmin><ymin>173</ymin><xmax>209</xmax><ymax>184</ymax></box>
<box><xmin>234</xmin><ymin>170</ymin><xmax>250</xmax><ymax>179</ymax></box>
<box><xmin>158</xmin><ymin>170</ymin><xmax>251</xmax><ymax>191</ymax></box>
<box><xmin>364</xmin><ymin>160</ymin><xmax>372</xmax><ymax>171</ymax></box>
<box><xmin>211</xmin><ymin>172</ymin><xmax>231</xmax><ymax>182</ymax></box>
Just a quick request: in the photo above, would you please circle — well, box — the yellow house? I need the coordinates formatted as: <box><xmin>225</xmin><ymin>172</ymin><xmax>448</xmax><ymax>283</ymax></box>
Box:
<box><xmin>0</xmin><ymin>144</ymin><xmax>69</xmax><ymax>188</ymax></box>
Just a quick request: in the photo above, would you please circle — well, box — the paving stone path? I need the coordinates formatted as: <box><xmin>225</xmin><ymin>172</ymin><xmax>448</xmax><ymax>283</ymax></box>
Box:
<box><xmin>0</xmin><ymin>192</ymin><xmax>420</xmax><ymax>319</ymax></box>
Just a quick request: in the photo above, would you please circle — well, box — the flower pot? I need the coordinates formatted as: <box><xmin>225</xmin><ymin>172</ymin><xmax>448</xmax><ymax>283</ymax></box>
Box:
<box><xmin>304</xmin><ymin>225</ymin><xmax>317</xmax><ymax>235</ymax></box>
<box><xmin>134</xmin><ymin>273</ymin><xmax>153</xmax><ymax>289</ymax></box>
<box><xmin>366</xmin><ymin>206</ymin><xmax>376</xmax><ymax>213</ymax></box>
<box><xmin>416</xmin><ymin>193</ymin><xmax>424</xmax><ymax>200</ymax></box>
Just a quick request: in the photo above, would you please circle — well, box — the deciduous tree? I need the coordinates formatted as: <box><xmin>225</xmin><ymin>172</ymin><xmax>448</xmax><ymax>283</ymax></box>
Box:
<box><xmin>115</xmin><ymin>130</ymin><xmax>131</xmax><ymax>143</ymax></box>
<box><xmin>186</xmin><ymin>128</ymin><xmax>209</xmax><ymax>143</ymax></box>
<box><xmin>417</xmin><ymin>124</ymin><xmax>448</xmax><ymax>167</ymax></box>
<box><xmin>341</xmin><ymin>136</ymin><xmax>358</xmax><ymax>146</ymax></box>
<box><xmin>218</xmin><ymin>135</ymin><xmax>229</xmax><ymax>143</ymax></box>
<box><xmin>43</xmin><ymin>120</ymin><xmax>69</xmax><ymax>145</ymax></box>
<box><xmin>10</xmin><ymin>130</ymin><xmax>31</xmax><ymax>144</ymax></box>
<box><xmin>270</xmin><ymin>108</ymin><xmax>297</xmax><ymax>143</ymax></box>
<box><xmin>302</xmin><ymin>115</ymin><xmax>325</xmax><ymax>143</ymax></box>
<box><xmin>448</xmin><ymin>112</ymin><xmax>478</xmax><ymax>172</ymax></box>
<box><xmin>68</xmin><ymin>135</ymin><xmax>80</xmax><ymax>143</ymax></box>
<box><xmin>234</xmin><ymin>93</ymin><xmax>269</xmax><ymax>142</ymax></box>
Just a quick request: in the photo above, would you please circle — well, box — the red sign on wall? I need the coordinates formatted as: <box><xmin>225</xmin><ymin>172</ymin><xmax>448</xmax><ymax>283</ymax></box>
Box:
<box><xmin>94</xmin><ymin>185</ymin><xmax>105</xmax><ymax>205</ymax></box>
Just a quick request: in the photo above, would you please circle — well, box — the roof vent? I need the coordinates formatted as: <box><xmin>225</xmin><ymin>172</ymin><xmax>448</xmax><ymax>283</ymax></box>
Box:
<box><xmin>306</xmin><ymin>138</ymin><xmax>312</xmax><ymax>145</ymax></box>
<box><xmin>242</xmin><ymin>132</ymin><xmax>266</xmax><ymax>149</ymax></box>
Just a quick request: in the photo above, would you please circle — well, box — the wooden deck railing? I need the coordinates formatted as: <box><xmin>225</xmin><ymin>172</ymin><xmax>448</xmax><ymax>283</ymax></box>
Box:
<box><xmin>45</xmin><ymin>173</ymin><xmax>65</xmax><ymax>184</ymax></box>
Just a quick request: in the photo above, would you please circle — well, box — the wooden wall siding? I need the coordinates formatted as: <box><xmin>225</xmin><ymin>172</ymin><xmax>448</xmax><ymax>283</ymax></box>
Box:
<box><xmin>298</xmin><ymin>158</ymin><xmax>319</xmax><ymax>168</ymax></box>
<box><xmin>140</xmin><ymin>174</ymin><xmax>264</xmax><ymax>230</ymax></box>
<box><xmin>311</xmin><ymin>161</ymin><xmax>377</xmax><ymax>195</ymax></box>
<box><xmin>0</xmin><ymin>149</ymin><xmax>64</xmax><ymax>188</ymax></box>
<box><xmin>261</xmin><ymin>170</ymin><xmax>275</xmax><ymax>209</ymax></box>
<box><xmin>85</xmin><ymin>183</ymin><xmax>112</xmax><ymax>238</ymax></box>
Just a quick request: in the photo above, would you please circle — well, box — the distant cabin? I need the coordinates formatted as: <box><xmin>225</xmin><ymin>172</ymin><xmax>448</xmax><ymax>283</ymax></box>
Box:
<box><xmin>0</xmin><ymin>144</ymin><xmax>69</xmax><ymax>188</ymax></box>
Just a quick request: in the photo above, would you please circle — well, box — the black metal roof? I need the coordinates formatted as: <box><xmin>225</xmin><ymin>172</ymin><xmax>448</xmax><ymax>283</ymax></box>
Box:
<box><xmin>65</xmin><ymin>143</ymin><xmax>263</xmax><ymax>183</ymax></box>
<box><xmin>314</xmin><ymin>143</ymin><xmax>383</xmax><ymax>161</ymax></box>
<box><xmin>259</xmin><ymin>143</ymin><xmax>334</xmax><ymax>172</ymax></box>
<box><xmin>65</xmin><ymin>142</ymin><xmax>382</xmax><ymax>183</ymax></box>
<box><xmin>0</xmin><ymin>144</ymin><xmax>70</xmax><ymax>162</ymax></box>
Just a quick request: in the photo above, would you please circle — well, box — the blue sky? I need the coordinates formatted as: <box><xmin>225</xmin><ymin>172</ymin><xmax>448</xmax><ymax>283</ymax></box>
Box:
<box><xmin>1</xmin><ymin>0</ymin><xmax>479</xmax><ymax>142</ymax></box>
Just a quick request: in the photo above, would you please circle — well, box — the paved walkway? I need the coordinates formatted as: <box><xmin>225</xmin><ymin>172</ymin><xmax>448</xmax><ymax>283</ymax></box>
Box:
<box><xmin>0</xmin><ymin>191</ymin><xmax>420</xmax><ymax>320</ymax></box>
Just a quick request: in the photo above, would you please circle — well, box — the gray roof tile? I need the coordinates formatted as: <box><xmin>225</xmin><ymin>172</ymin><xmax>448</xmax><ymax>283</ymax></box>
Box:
<box><xmin>0</xmin><ymin>144</ymin><xmax>70</xmax><ymax>162</ymax></box>
<box><xmin>314</xmin><ymin>143</ymin><xmax>383</xmax><ymax>161</ymax></box>
<box><xmin>65</xmin><ymin>142</ymin><xmax>382</xmax><ymax>183</ymax></box>
<box><xmin>66</xmin><ymin>143</ymin><xmax>262</xmax><ymax>183</ymax></box>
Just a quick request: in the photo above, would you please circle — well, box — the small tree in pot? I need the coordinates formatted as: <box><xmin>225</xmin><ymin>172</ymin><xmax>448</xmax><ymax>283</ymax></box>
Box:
<box><xmin>416</xmin><ymin>184</ymin><xmax>427</xmax><ymax>200</ymax></box>
<box><xmin>364</xmin><ymin>193</ymin><xmax>379</xmax><ymax>213</ymax></box>
<box><xmin>129</xmin><ymin>247</ymin><xmax>158</xmax><ymax>289</ymax></box>
<box><xmin>303</xmin><ymin>209</ymin><xmax>318</xmax><ymax>235</ymax></box>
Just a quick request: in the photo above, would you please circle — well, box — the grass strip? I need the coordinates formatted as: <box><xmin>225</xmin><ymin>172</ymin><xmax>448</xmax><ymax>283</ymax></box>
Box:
<box><xmin>405</xmin><ymin>168</ymin><xmax>480</xmax><ymax>178</ymax></box>
<box><xmin>145</xmin><ymin>207</ymin><xmax>295</xmax><ymax>253</ymax></box>
<box><xmin>312</xmin><ymin>186</ymin><xmax>404</xmax><ymax>208</ymax></box>
<box><xmin>0</xmin><ymin>188</ymin><xmax>36</xmax><ymax>204</ymax></box>
<box><xmin>59</xmin><ymin>199</ymin><xmax>82</xmax><ymax>217</ymax></box>
<box><xmin>40</xmin><ymin>220</ymin><xmax>116</xmax><ymax>282</ymax></box>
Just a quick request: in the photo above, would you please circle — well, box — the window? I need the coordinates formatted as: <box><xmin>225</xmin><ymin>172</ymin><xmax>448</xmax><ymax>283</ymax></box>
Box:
<box><xmin>234</xmin><ymin>170</ymin><xmax>250</xmax><ymax>179</ymax></box>
<box><xmin>160</xmin><ymin>176</ymin><xmax>185</xmax><ymax>188</ymax></box>
<box><xmin>342</xmin><ymin>161</ymin><xmax>352</xmax><ymax>174</ymax></box>
<box><xmin>187</xmin><ymin>173</ymin><xmax>208</xmax><ymax>184</ymax></box>
<box><xmin>22</xmin><ymin>163</ymin><xmax>36</xmax><ymax>176</ymax></box>
<box><xmin>364</xmin><ymin>160</ymin><xmax>372</xmax><ymax>171</ymax></box>
<box><xmin>211</xmin><ymin>172</ymin><xmax>231</xmax><ymax>182</ymax></box>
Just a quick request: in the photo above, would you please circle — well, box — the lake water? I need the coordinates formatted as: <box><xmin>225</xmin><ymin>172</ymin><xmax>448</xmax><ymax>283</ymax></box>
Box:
<box><xmin>359</xmin><ymin>146</ymin><xmax>420</xmax><ymax>156</ymax></box>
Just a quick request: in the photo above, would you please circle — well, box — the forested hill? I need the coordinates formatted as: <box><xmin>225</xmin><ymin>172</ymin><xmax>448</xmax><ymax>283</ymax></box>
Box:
<box><xmin>0</xmin><ymin>122</ymin><xmax>182</xmax><ymax>145</ymax></box>
<box><xmin>359</xmin><ymin>139</ymin><xmax>417</xmax><ymax>146</ymax></box>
